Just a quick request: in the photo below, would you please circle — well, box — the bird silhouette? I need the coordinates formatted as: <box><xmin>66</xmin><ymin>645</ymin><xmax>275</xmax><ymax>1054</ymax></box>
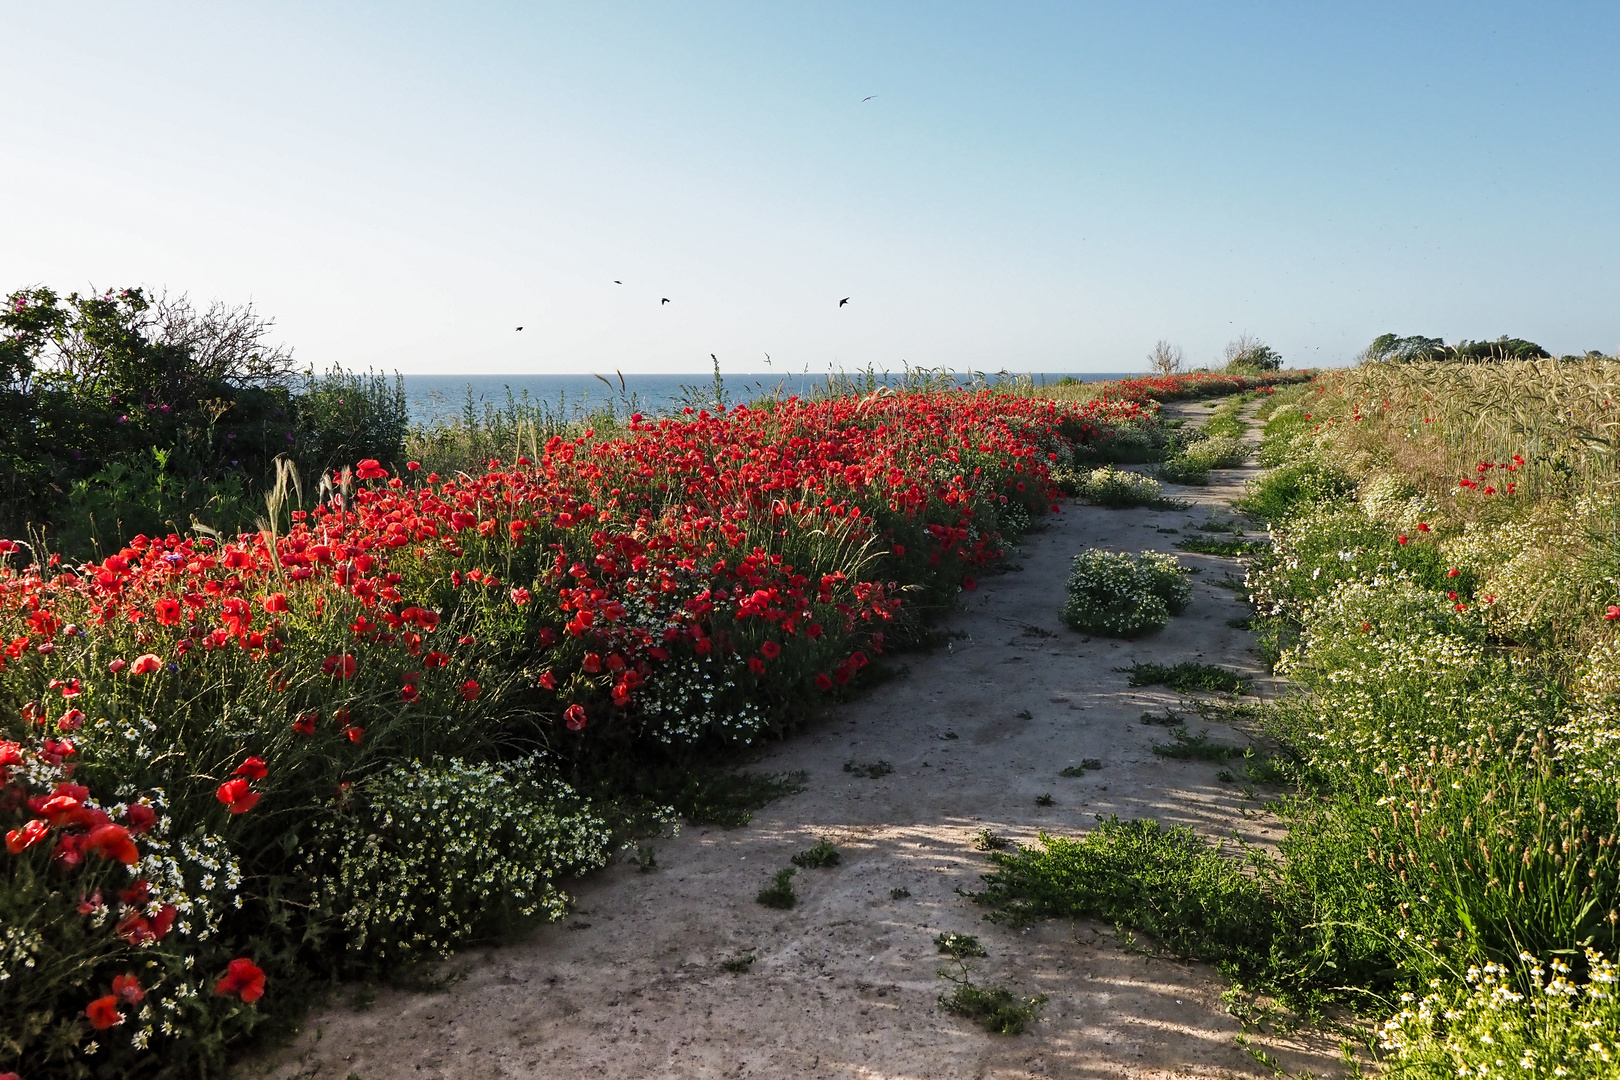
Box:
<box><xmin>614</xmin><ymin>280</ymin><xmax>622</xmax><ymax>284</ymax></box>
<box><xmin>839</xmin><ymin>297</ymin><xmax>850</xmax><ymax>307</ymax></box>
<box><xmin>661</xmin><ymin>298</ymin><xmax>670</xmax><ymax>305</ymax></box>
<box><xmin>516</xmin><ymin>326</ymin><xmax>523</xmax><ymax>331</ymax></box>
<box><xmin>862</xmin><ymin>95</ymin><xmax>875</xmax><ymax>102</ymax></box>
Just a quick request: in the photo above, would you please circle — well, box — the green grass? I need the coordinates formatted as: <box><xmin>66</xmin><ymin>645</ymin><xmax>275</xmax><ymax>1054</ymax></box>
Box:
<box><xmin>1059</xmin><ymin>758</ymin><xmax>1103</xmax><ymax>776</ymax></box>
<box><xmin>842</xmin><ymin>759</ymin><xmax>894</xmax><ymax>779</ymax></box>
<box><xmin>720</xmin><ymin>952</ymin><xmax>757</xmax><ymax>973</ymax></box>
<box><xmin>667</xmin><ymin>769</ymin><xmax>808</xmax><ymax>828</ymax></box>
<box><xmin>1119</xmin><ymin>661</ymin><xmax>1247</xmax><ymax>694</ymax></box>
<box><xmin>936</xmin><ymin>979</ymin><xmax>1048</xmax><ymax>1035</ymax></box>
<box><xmin>1175</xmin><ymin>536</ymin><xmax>1269</xmax><ymax>557</ymax></box>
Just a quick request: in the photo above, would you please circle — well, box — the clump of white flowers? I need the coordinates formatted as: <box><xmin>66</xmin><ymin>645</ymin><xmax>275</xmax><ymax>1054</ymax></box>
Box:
<box><xmin>306</xmin><ymin>756</ymin><xmax>611</xmax><ymax>966</ymax></box>
<box><xmin>1061</xmin><ymin>549</ymin><xmax>1190</xmax><ymax>637</ymax></box>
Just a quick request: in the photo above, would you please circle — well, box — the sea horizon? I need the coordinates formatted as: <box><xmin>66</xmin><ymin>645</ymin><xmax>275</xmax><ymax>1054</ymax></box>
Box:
<box><xmin>401</xmin><ymin>370</ymin><xmax>1144</xmax><ymax>425</ymax></box>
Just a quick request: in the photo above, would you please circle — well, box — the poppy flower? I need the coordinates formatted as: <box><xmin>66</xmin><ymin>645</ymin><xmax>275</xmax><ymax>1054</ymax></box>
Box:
<box><xmin>539</xmin><ymin>671</ymin><xmax>557</xmax><ymax>690</ymax></box>
<box><xmin>1396</xmin><ymin>535</ymin><xmax>1409</xmax><ymax>546</ymax></box>
<box><xmin>112</xmin><ymin>973</ymin><xmax>144</xmax><ymax>1005</ymax></box>
<box><xmin>58</xmin><ymin>708</ymin><xmax>84</xmax><ymax>731</ymax></box>
<box><xmin>747</xmin><ymin>657</ymin><xmax>765</xmax><ymax>674</ymax></box>
<box><xmin>564</xmin><ymin>704</ymin><xmax>587</xmax><ymax>731</ymax></box>
<box><xmin>1447</xmin><ymin>568</ymin><xmax>1460</xmax><ymax>578</ymax></box>
<box><xmin>321</xmin><ymin>654</ymin><xmax>358</xmax><ymax>679</ymax></box>
<box><xmin>6</xmin><ymin>818</ymin><xmax>48</xmax><ymax>855</ymax></box>
<box><xmin>760</xmin><ymin>641</ymin><xmax>781</xmax><ymax>659</ymax></box>
<box><xmin>130</xmin><ymin>654</ymin><xmax>163</xmax><ymax>676</ymax></box>
<box><xmin>214</xmin><ymin>957</ymin><xmax>267</xmax><ymax>1002</ymax></box>
<box><xmin>233</xmin><ymin>757</ymin><xmax>269</xmax><ymax>780</ymax></box>
<box><xmin>345</xmin><ymin>726</ymin><xmax>365</xmax><ymax>744</ymax></box>
<box><xmin>124</xmin><ymin>803</ymin><xmax>157</xmax><ymax>834</ymax></box>
<box><xmin>424</xmin><ymin>650</ymin><xmax>449</xmax><ymax>668</ymax></box>
<box><xmin>107</xmin><ymin>657</ymin><xmax>128</xmax><ymax>673</ymax></box>
<box><xmin>292</xmin><ymin>712</ymin><xmax>317</xmax><ymax>736</ymax></box>
<box><xmin>262</xmin><ymin>592</ymin><xmax>289</xmax><ymax>614</ymax></box>
<box><xmin>815</xmin><ymin>673</ymin><xmax>833</xmax><ymax>691</ymax></box>
<box><xmin>215</xmin><ymin>779</ymin><xmax>260</xmax><ymax>815</ymax></box>
<box><xmin>85</xmin><ymin>823</ymin><xmax>139</xmax><ymax>864</ymax></box>
<box><xmin>461</xmin><ymin>679</ymin><xmax>481</xmax><ymax>701</ymax></box>
<box><xmin>582</xmin><ymin>653</ymin><xmax>602</xmax><ymax>673</ymax></box>
<box><xmin>1607</xmin><ymin>606</ymin><xmax>1620</xmax><ymax>621</ymax></box>
<box><xmin>962</xmin><ymin>575</ymin><xmax>977</xmax><ymax>591</ymax></box>
<box><xmin>85</xmin><ymin>994</ymin><xmax>122</xmax><ymax>1030</ymax></box>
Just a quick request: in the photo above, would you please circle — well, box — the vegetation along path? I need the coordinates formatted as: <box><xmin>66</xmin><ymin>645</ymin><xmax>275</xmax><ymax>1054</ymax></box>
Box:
<box><xmin>253</xmin><ymin>400</ymin><xmax>1336</xmax><ymax>1080</ymax></box>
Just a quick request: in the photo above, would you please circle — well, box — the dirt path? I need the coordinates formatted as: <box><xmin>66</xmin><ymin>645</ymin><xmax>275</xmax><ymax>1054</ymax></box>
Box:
<box><xmin>249</xmin><ymin>398</ymin><xmax>1341</xmax><ymax>1080</ymax></box>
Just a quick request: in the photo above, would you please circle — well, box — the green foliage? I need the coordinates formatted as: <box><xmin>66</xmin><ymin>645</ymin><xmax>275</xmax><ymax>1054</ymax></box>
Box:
<box><xmin>791</xmin><ymin>839</ymin><xmax>841</xmax><ymax>869</ymax></box>
<box><xmin>936</xmin><ymin>970</ymin><xmax>1048</xmax><ymax>1034</ymax></box>
<box><xmin>1061</xmin><ymin>550</ymin><xmax>1191</xmax><ymax>637</ymax></box>
<box><xmin>974</xmin><ymin>829</ymin><xmax>1014</xmax><ymax>852</ymax></box>
<box><xmin>934</xmin><ymin>931</ymin><xmax>988</xmax><ymax>958</ymax></box>
<box><xmin>1233</xmin><ymin>458</ymin><xmax>1356</xmax><ymax>523</ymax></box>
<box><xmin>756</xmin><ymin>868</ymin><xmax>798</xmax><ymax>909</ymax></box>
<box><xmin>973</xmin><ymin>822</ymin><xmax>1292</xmax><ymax>984</ymax></box>
<box><xmin>842</xmin><ymin>759</ymin><xmax>893</xmax><ymax>779</ymax></box>
<box><xmin>1151</xmin><ymin>728</ymin><xmax>1247</xmax><ymax>762</ymax></box>
<box><xmin>1365</xmin><ymin>332</ymin><xmax>1551</xmax><ymax>364</ymax></box>
<box><xmin>1174</xmin><ymin>536</ymin><xmax>1268</xmax><ymax>556</ymax></box>
<box><xmin>0</xmin><ymin>286</ymin><xmax>408</xmax><ymax>557</ymax></box>
<box><xmin>1159</xmin><ymin>435</ymin><xmax>1250</xmax><ymax>485</ymax></box>
<box><xmin>1060</xmin><ymin>759</ymin><xmax>1104</xmax><ymax>777</ymax></box>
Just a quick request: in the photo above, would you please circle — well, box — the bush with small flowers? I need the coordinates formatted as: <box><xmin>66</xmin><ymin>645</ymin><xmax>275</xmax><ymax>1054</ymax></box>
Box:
<box><xmin>1060</xmin><ymin>549</ymin><xmax>1190</xmax><ymax>636</ymax></box>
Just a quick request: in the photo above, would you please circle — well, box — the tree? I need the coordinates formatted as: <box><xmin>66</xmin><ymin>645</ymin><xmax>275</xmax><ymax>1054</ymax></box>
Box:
<box><xmin>1223</xmin><ymin>334</ymin><xmax>1282</xmax><ymax>372</ymax></box>
<box><xmin>1149</xmin><ymin>340</ymin><xmax>1184</xmax><ymax>376</ymax></box>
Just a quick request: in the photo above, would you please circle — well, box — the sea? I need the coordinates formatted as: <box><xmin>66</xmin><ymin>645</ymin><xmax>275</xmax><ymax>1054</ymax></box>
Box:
<box><xmin>402</xmin><ymin>371</ymin><xmax>1139</xmax><ymax>427</ymax></box>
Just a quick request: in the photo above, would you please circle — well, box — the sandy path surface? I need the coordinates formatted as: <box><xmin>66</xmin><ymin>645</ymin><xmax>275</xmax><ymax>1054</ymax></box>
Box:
<box><xmin>248</xmin><ymin>399</ymin><xmax>1343</xmax><ymax>1080</ymax></box>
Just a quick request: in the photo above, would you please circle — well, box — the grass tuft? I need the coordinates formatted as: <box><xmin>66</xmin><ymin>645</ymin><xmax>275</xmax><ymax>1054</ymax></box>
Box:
<box><xmin>755</xmin><ymin>868</ymin><xmax>798</xmax><ymax>909</ymax></box>
<box><xmin>1119</xmin><ymin>661</ymin><xmax>1247</xmax><ymax>694</ymax></box>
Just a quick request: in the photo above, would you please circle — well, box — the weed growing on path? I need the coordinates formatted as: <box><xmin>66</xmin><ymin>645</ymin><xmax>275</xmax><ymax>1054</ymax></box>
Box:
<box><xmin>1035</xmin><ymin>793</ymin><xmax>1055</xmax><ymax>806</ymax></box>
<box><xmin>667</xmin><ymin>770</ymin><xmax>809</xmax><ymax>827</ymax></box>
<box><xmin>974</xmin><ymin>829</ymin><xmax>1014</xmax><ymax>852</ymax></box>
<box><xmin>843</xmin><ymin>759</ymin><xmax>894</xmax><ymax>779</ymax></box>
<box><xmin>936</xmin><ymin>961</ymin><xmax>1048</xmax><ymax>1034</ymax></box>
<box><xmin>1059</xmin><ymin>759</ymin><xmax>1103</xmax><ymax>776</ymax></box>
<box><xmin>720</xmin><ymin>952</ymin><xmax>757</xmax><ymax>973</ymax></box>
<box><xmin>890</xmin><ymin>887</ymin><xmax>911</xmax><ymax>900</ymax></box>
<box><xmin>791</xmin><ymin>839</ymin><xmax>841</xmax><ymax>868</ymax></box>
<box><xmin>1151</xmin><ymin>728</ymin><xmax>1247</xmax><ymax>762</ymax></box>
<box><xmin>1121</xmin><ymin>661</ymin><xmax>1247</xmax><ymax>694</ymax></box>
<box><xmin>756</xmin><ymin>868</ymin><xmax>798</xmax><ymax>909</ymax></box>
<box><xmin>1175</xmin><ymin>536</ymin><xmax>1269</xmax><ymax>557</ymax></box>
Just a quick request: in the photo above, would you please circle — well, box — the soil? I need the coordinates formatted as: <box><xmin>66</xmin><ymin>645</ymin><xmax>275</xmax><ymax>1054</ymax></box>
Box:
<box><xmin>245</xmin><ymin>399</ymin><xmax>1347</xmax><ymax>1080</ymax></box>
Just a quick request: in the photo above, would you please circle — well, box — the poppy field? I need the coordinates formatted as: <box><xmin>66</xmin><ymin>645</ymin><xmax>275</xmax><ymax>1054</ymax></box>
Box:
<box><xmin>0</xmin><ymin>384</ymin><xmax>1171</xmax><ymax>1077</ymax></box>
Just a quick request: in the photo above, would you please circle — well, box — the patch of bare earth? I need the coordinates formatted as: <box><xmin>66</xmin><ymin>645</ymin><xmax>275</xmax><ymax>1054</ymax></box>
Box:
<box><xmin>246</xmin><ymin>399</ymin><xmax>1343</xmax><ymax>1080</ymax></box>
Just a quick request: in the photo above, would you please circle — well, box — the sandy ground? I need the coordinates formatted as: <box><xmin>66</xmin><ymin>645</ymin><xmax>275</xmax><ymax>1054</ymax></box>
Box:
<box><xmin>247</xmin><ymin>399</ymin><xmax>1346</xmax><ymax>1080</ymax></box>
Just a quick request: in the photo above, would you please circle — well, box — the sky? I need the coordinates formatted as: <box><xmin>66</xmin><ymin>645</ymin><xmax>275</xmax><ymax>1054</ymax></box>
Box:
<box><xmin>3</xmin><ymin>2</ymin><xmax>1618</xmax><ymax>375</ymax></box>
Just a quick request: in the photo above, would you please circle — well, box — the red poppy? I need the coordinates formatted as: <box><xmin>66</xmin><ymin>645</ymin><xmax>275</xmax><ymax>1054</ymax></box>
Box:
<box><xmin>539</xmin><ymin>671</ymin><xmax>557</xmax><ymax>690</ymax></box>
<box><xmin>233</xmin><ymin>756</ymin><xmax>269</xmax><ymax>780</ymax></box>
<box><xmin>611</xmin><ymin>682</ymin><xmax>631</xmax><ymax>705</ymax></box>
<box><xmin>85</xmin><ymin>994</ymin><xmax>122</xmax><ymax>1030</ymax></box>
<box><xmin>321</xmin><ymin>654</ymin><xmax>358</xmax><ymax>679</ymax></box>
<box><xmin>747</xmin><ymin>657</ymin><xmax>765</xmax><ymax>674</ymax></box>
<box><xmin>112</xmin><ymin>973</ymin><xmax>144</xmax><ymax>1005</ymax></box>
<box><xmin>6</xmin><ymin>818</ymin><xmax>48</xmax><ymax>855</ymax></box>
<box><xmin>564</xmin><ymin>704</ymin><xmax>587</xmax><ymax>731</ymax></box>
<box><xmin>124</xmin><ymin>802</ymin><xmax>157</xmax><ymax>834</ymax></box>
<box><xmin>154</xmin><ymin>597</ymin><xmax>181</xmax><ymax>626</ymax></box>
<box><xmin>85</xmin><ymin>823</ymin><xmax>139</xmax><ymax>864</ymax></box>
<box><xmin>130</xmin><ymin>653</ymin><xmax>163</xmax><ymax>676</ymax></box>
<box><xmin>292</xmin><ymin>712</ymin><xmax>317</xmax><ymax>736</ymax></box>
<box><xmin>214</xmin><ymin>957</ymin><xmax>267</xmax><ymax>1002</ymax></box>
<box><xmin>424</xmin><ymin>650</ymin><xmax>449</xmax><ymax>668</ymax></box>
<box><xmin>215</xmin><ymin>778</ymin><xmax>260</xmax><ymax>815</ymax></box>
<box><xmin>962</xmin><ymin>576</ymin><xmax>977</xmax><ymax>591</ymax></box>
<box><xmin>1607</xmin><ymin>606</ymin><xmax>1620</xmax><ymax>621</ymax></box>
<box><xmin>760</xmin><ymin>641</ymin><xmax>781</xmax><ymax>659</ymax></box>
<box><xmin>815</xmin><ymin>673</ymin><xmax>833</xmax><ymax>691</ymax></box>
<box><xmin>262</xmin><ymin>592</ymin><xmax>289</xmax><ymax>613</ymax></box>
<box><xmin>58</xmin><ymin>708</ymin><xmax>84</xmax><ymax>730</ymax></box>
<box><xmin>582</xmin><ymin>653</ymin><xmax>602</xmax><ymax>673</ymax></box>
<box><xmin>107</xmin><ymin>657</ymin><xmax>128</xmax><ymax>673</ymax></box>
<box><xmin>461</xmin><ymin>679</ymin><xmax>481</xmax><ymax>701</ymax></box>
<box><xmin>345</xmin><ymin>726</ymin><xmax>365</xmax><ymax>744</ymax></box>
<box><xmin>1396</xmin><ymin>535</ymin><xmax>1409</xmax><ymax>546</ymax></box>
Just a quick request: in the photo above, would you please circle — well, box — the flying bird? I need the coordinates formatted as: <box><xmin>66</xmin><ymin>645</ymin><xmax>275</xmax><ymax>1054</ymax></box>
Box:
<box><xmin>614</xmin><ymin>280</ymin><xmax>622</xmax><ymax>284</ymax></box>
<box><xmin>839</xmin><ymin>297</ymin><xmax>850</xmax><ymax>307</ymax></box>
<box><xmin>516</xmin><ymin>326</ymin><xmax>523</xmax><ymax>331</ymax></box>
<box><xmin>862</xmin><ymin>95</ymin><xmax>875</xmax><ymax>102</ymax></box>
<box><xmin>661</xmin><ymin>298</ymin><xmax>670</xmax><ymax>305</ymax></box>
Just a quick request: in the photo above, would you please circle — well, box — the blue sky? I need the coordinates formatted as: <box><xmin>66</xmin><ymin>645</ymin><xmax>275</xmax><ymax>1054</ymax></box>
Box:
<box><xmin>4</xmin><ymin>2</ymin><xmax>1617</xmax><ymax>373</ymax></box>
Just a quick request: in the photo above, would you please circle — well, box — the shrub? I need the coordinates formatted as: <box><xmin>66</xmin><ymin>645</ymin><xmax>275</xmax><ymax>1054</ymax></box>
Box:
<box><xmin>1234</xmin><ymin>457</ymin><xmax>1355</xmax><ymax>522</ymax></box>
<box><xmin>1061</xmin><ymin>550</ymin><xmax>1191</xmax><ymax>636</ymax></box>
<box><xmin>756</xmin><ymin>868</ymin><xmax>797</xmax><ymax>909</ymax></box>
<box><xmin>1159</xmin><ymin>435</ymin><xmax>1249</xmax><ymax>486</ymax></box>
<box><xmin>1066</xmin><ymin>465</ymin><xmax>1165</xmax><ymax>507</ymax></box>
